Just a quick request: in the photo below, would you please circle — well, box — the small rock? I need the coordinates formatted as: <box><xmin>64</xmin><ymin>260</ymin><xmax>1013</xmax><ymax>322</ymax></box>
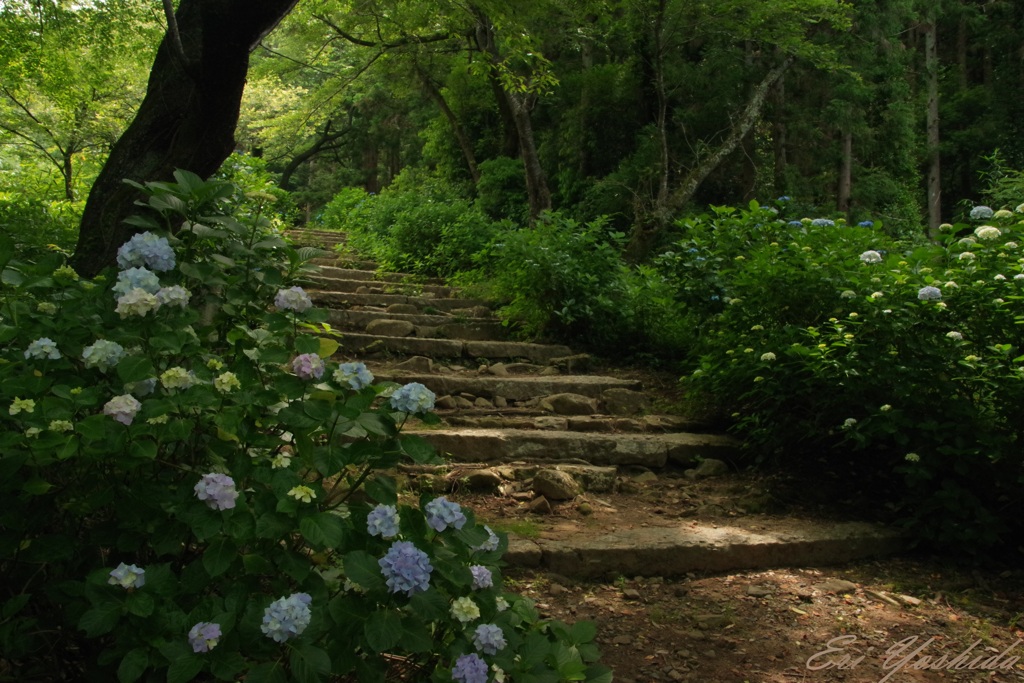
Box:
<box><xmin>631</xmin><ymin>470</ymin><xmax>658</xmax><ymax>484</ymax></box>
<box><xmin>394</xmin><ymin>356</ymin><xmax>433</xmax><ymax>373</ymax></box>
<box><xmin>549</xmin><ymin>353</ymin><xmax>591</xmax><ymax>372</ymax></box>
<box><xmin>474</xmin><ymin>397</ymin><xmax>494</xmax><ymax>409</ymax></box>
<box><xmin>745</xmin><ymin>585</ymin><xmax>772</xmax><ymax>598</ymax></box>
<box><xmin>477</xmin><ymin>364</ymin><xmax>488</xmax><ymax>374</ymax></box>
<box><xmin>684</xmin><ymin>458</ymin><xmax>730</xmax><ymax>479</ymax></box>
<box><xmin>694</xmin><ymin>614</ymin><xmax>732</xmax><ymax>629</ymax></box>
<box><xmin>622</xmin><ymin>588</ymin><xmax>642</xmax><ymax>601</ymax></box>
<box><xmin>365</xmin><ymin>319</ymin><xmax>415</xmax><ymax>337</ymax></box>
<box><xmin>533</xmin><ymin>469</ymin><xmax>581</xmax><ymax>500</ymax></box>
<box><xmin>817</xmin><ymin>579</ymin><xmax>858</xmax><ymax>595</ymax></box>
<box><xmin>601</xmin><ymin>388</ymin><xmax>650</xmax><ymax>416</ymax></box>
<box><xmin>612</xmin><ymin>635</ymin><xmax>633</xmax><ymax>645</ymax></box>
<box><xmin>465</xmin><ymin>469</ymin><xmax>503</xmax><ymax>492</ymax></box>
<box><xmin>528</xmin><ymin>495</ymin><xmax>553</xmax><ymax>514</ymax></box>
<box><xmin>539</xmin><ymin>366</ymin><xmax>561</xmax><ymax>376</ymax></box>
<box><xmin>386</xmin><ymin>303</ymin><xmax>419</xmax><ymax>315</ymax></box>
<box><xmin>488</xmin><ymin>362</ymin><xmax>510</xmax><ymax>377</ymax></box>
<box><xmin>356</xmin><ymin>285</ymin><xmax>370</xmax><ymax>294</ymax></box>
<box><xmin>435</xmin><ymin>395</ymin><xmax>458</xmax><ymax>410</ymax></box>
<box><xmin>897</xmin><ymin>594</ymin><xmax>922</xmax><ymax>607</ymax></box>
<box><xmin>454</xmin><ymin>397</ymin><xmax>474</xmax><ymax>409</ymax></box>
<box><xmin>494</xmin><ymin>396</ymin><xmax>508</xmax><ymax>408</ymax></box>
<box><xmin>577</xmin><ymin>501</ymin><xmax>593</xmax><ymax>515</ymax></box>
<box><xmin>674</xmin><ymin>586</ymin><xmax>689</xmax><ymax>598</ymax></box>
<box><xmin>540</xmin><ymin>393</ymin><xmax>598</xmax><ymax>415</ymax></box>
<box><xmin>549</xmin><ymin>583</ymin><xmax>570</xmax><ymax>596</ymax></box>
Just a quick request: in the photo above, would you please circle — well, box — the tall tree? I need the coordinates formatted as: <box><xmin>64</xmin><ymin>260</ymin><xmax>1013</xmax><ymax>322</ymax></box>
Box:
<box><xmin>70</xmin><ymin>0</ymin><xmax>298</xmax><ymax>276</ymax></box>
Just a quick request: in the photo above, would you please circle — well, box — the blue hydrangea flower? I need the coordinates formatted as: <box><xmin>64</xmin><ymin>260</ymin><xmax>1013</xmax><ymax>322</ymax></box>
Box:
<box><xmin>113</xmin><ymin>267</ymin><xmax>162</xmax><ymax>297</ymax></box>
<box><xmin>194</xmin><ymin>472</ymin><xmax>238</xmax><ymax>510</ymax></box>
<box><xmin>810</xmin><ymin>218</ymin><xmax>836</xmax><ymax>228</ymax></box>
<box><xmin>917</xmin><ymin>286</ymin><xmax>942</xmax><ymax>301</ymax></box>
<box><xmin>470</xmin><ymin>565</ymin><xmax>493</xmax><ymax>590</ymax></box>
<box><xmin>786</xmin><ymin>220</ymin><xmax>804</xmax><ymax>228</ymax></box>
<box><xmin>473</xmin><ymin>526</ymin><xmax>500</xmax><ymax>552</ymax></box>
<box><xmin>24</xmin><ymin>337</ymin><xmax>60</xmax><ymax>360</ymax></box>
<box><xmin>188</xmin><ymin>622</ymin><xmax>222</xmax><ymax>653</ymax></box>
<box><xmin>367</xmin><ymin>504</ymin><xmax>400</xmax><ymax>539</ymax></box>
<box><xmin>473</xmin><ymin>623</ymin><xmax>507</xmax><ymax>655</ymax></box>
<box><xmin>970</xmin><ymin>205</ymin><xmax>994</xmax><ymax>220</ymax></box>
<box><xmin>857</xmin><ymin>220</ymin><xmax>874</xmax><ymax>228</ymax></box>
<box><xmin>108</xmin><ymin>562</ymin><xmax>145</xmax><ymax>589</ymax></box>
<box><xmin>333</xmin><ymin>362</ymin><xmax>374</xmax><ymax>390</ymax></box>
<box><xmin>261</xmin><ymin>593</ymin><xmax>312</xmax><ymax>643</ymax></box>
<box><xmin>389</xmin><ymin>382</ymin><xmax>436</xmax><ymax>413</ymax></box>
<box><xmin>378</xmin><ymin>540</ymin><xmax>433</xmax><ymax>596</ymax></box>
<box><xmin>275</xmin><ymin>286</ymin><xmax>313</xmax><ymax>313</ymax></box>
<box><xmin>452</xmin><ymin>653</ymin><xmax>489</xmax><ymax>683</ymax></box>
<box><xmin>424</xmin><ymin>497</ymin><xmax>466</xmax><ymax>532</ymax></box>
<box><xmin>777</xmin><ymin>196</ymin><xmax>791</xmax><ymax>202</ymax></box>
<box><xmin>117</xmin><ymin>232</ymin><xmax>176</xmax><ymax>272</ymax></box>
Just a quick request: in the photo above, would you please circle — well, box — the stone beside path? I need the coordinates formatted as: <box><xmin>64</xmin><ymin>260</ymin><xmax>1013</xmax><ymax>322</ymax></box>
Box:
<box><xmin>287</xmin><ymin>229</ymin><xmax>904</xmax><ymax>577</ymax></box>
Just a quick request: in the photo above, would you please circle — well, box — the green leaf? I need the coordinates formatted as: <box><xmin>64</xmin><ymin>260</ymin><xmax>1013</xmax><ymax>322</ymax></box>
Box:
<box><xmin>202</xmin><ymin>537</ymin><xmax>237</xmax><ymax>578</ymax></box>
<box><xmin>364</xmin><ymin>610</ymin><xmax>402</xmax><ymax>653</ymax></box>
<box><xmin>364</xmin><ymin>475</ymin><xmax>397</xmax><ymax>506</ymax></box>
<box><xmin>570</xmin><ymin>620</ymin><xmax>597</xmax><ymax>644</ymax></box>
<box><xmin>244</xmin><ymin>662</ymin><xmax>287</xmax><ymax>683</ymax></box>
<box><xmin>317</xmin><ymin>337</ymin><xmax>339</xmax><ymax>358</ymax></box>
<box><xmin>289</xmin><ymin>645</ymin><xmax>331</xmax><ymax>683</ymax></box>
<box><xmin>209</xmin><ymin>651</ymin><xmax>246</xmax><ymax>680</ymax></box>
<box><xmin>117</xmin><ymin>647</ymin><xmax>149</xmax><ymax>683</ymax></box>
<box><xmin>2</xmin><ymin>594</ymin><xmax>30</xmax><ymax>619</ymax></box>
<box><xmin>167</xmin><ymin>655</ymin><xmax>203</xmax><ymax>683</ymax></box>
<box><xmin>116</xmin><ymin>356</ymin><xmax>156</xmax><ymax>384</ymax></box>
<box><xmin>22</xmin><ymin>478</ymin><xmax>53</xmax><ymax>495</ymax></box>
<box><xmin>79</xmin><ymin>601</ymin><xmax>123</xmax><ymax>637</ymax></box>
<box><xmin>294</xmin><ymin>335</ymin><xmax>320</xmax><ymax>354</ymax></box>
<box><xmin>585</xmin><ymin>664</ymin><xmax>614</xmax><ymax>683</ymax></box>
<box><xmin>300</xmin><ymin>513</ymin><xmax>345</xmax><ymax>548</ymax></box>
<box><xmin>125</xmin><ymin>591</ymin><xmax>154</xmax><ymax>617</ymax></box>
<box><xmin>342</xmin><ymin>550</ymin><xmax>385</xmax><ymax>592</ymax></box>
<box><xmin>408</xmin><ymin>589</ymin><xmax>448</xmax><ymax>621</ymax></box>
<box><xmin>399</xmin><ymin>434</ymin><xmax>437</xmax><ymax>464</ymax></box>
<box><xmin>130</xmin><ymin>439</ymin><xmax>158</xmax><ymax>460</ymax></box>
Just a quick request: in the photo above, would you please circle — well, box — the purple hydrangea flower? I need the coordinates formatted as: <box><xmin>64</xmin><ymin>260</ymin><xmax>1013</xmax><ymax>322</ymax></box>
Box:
<box><xmin>333</xmin><ymin>362</ymin><xmax>374</xmax><ymax>390</ymax></box>
<box><xmin>24</xmin><ymin>337</ymin><xmax>60</xmax><ymax>360</ymax></box>
<box><xmin>472</xmin><ymin>623</ymin><xmax>507</xmax><ymax>655</ymax></box>
<box><xmin>378</xmin><ymin>540</ymin><xmax>433</xmax><ymax>596</ymax></box>
<box><xmin>188</xmin><ymin>622</ymin><xmax>222</xmax><ymax>653</ymax></box>
<box><xmin>108</xmin><ymin>562</ymin><xmax>145</xmax><ymax>589</ymax></box>
<box><xmin>389</xmin><ymin>382</ymin><xmax>436</xmax><ymax>413</ymax></box>
<box><xmin>194</xmin><ymin>473</ymin><xmax>238</xmax><ymax>510</ymax></box>
<box><xmin>103</xmin><ymin>394</ymin><xmax>141</xmax><ymax>425</ymax></box>
<box><xmin>292</xmin><ymin>353</ymin><xmax>325</xmax><ymax>380</ymax></box>
<box><xmin>117</xmin><ymin>232</ymin><xmax>176</xmax><ymax>272</ymax></box>
<box><xmin>424</xmin><ymin>497</ymin><xmax>466</xmax><ymax>532</ymax></box>
<box><xmin>470</xmin><ymin>565</ymin><xmax>493</xmax><ymax>590</ymax></box>
<box><xmin>917</xmin><ymin>286</ymin><xmax>942</xmax><ymax>301</ymax></box>
<box><xmin>275</xmin><ymin>286</ymin><xmax>313</xmax><ymax>313</ymax></box>
<box><xmin>452</xmin><ymin>653</ymin><xmax>489</xmax><ymax>683</ymax></box>
<box><xmin>367</xmin><ymin>504</ymin><xmax>400</xmax><ymax>539</ymax></box>
<box><xmin>261</xmin><ymin>593</ymin><xmax>312</xmax><ymax>643</ymax></box>
<box><xmin>473</xmin><ymin>526</ymin><xmax>500</xmax><ymax>553</ymax></box>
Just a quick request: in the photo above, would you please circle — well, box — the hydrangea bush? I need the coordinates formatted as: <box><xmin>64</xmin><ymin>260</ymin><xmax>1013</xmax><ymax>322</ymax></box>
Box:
<box><xmin>0</xmin><ymin>173</ymin><xmax>609</xmax><ymax>682</ymax></box>
<box><xmin>669</xmin><ymin>201</ymin><xmax>1024</xmax><ymax>549</ymax></box>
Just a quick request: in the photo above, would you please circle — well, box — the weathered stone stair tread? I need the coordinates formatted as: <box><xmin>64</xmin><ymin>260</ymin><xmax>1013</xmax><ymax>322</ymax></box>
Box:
<box><xmin>438</xmin><ymin>414</ymin><xmax>704</xmax><ymax>433</ymax></box>
<box><xmin>310</xmin><ymin>275</ymin><xmax>456</xmax><ymax>297</ymax></box>
<box><xmin>328</xmin><ymin>309</ymin><xmax>496</xmax><ymax>328</ymax></box>
<box><xmin>411</xmin><ymin>428</ymin><xmax>740</xmax><ymax>468</ymax></box>
<box><xmin>315</xmin><ymin>264</ymin><xmax>448</xmax><ymax>286</ymax></box>
<box><xmin>504</xmin><ymin>519</ymin><xmax>903</xmax><ymax>578</ymax></box>
<box><xmin>311</xmin><ymin>256</ymin><xmax>379</xmax><ymax>271</ymax></box>
<box><xmin>309</xmin><ymin>290</ymin><xmax>490</xmax><ymax>312</ymax></box>
<box><xmin>373</xmin><ymin>372</ymin><xmax>640</xmax><ymax>400</ymax></box>
<box><xmin>334</xmin><ymin>334</ymin><xmax>573</xmax><ymax>362</ymax></box>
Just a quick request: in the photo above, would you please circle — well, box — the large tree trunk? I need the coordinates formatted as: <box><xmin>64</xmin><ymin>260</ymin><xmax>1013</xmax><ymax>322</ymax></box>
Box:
<box><xmin>508</xmin><ymin>91</ymin><xmax>552</xmax><ymax>221</ymax></box>
<box><xmin>838</xmin><ymin>131</ymin><xmax>852</xmax><ymax>215</ymax></box>
<box><xmin>70</xmin><ymin>0</ymin><xmax>298</xmax><ymax>277</ymax></box>
<box><xmin>418</xmin><ymin>67</ymin><xmax>480</xmax><ymax>184</ymax></box>
<box><xmin>924</xmin><ymin>18</ymin><xmax>941</xmax><ymax>238</ymax></box>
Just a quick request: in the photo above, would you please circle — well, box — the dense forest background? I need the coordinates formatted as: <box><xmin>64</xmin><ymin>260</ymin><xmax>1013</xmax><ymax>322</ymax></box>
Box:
<box><xmin>2</xmin><ymin>0</ymin><xmax>1023</xmax><ymax>260</ymax></box>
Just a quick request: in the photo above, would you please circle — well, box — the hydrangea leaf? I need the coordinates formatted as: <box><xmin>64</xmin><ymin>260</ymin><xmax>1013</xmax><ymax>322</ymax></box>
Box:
<box><xmin>364</xmin><ymin>475</ymin><xmax>397</xmax><ymax>506</ymax></box>
<box><xmin>299</xmin><ymin>513</ymin><xmax>344</xmax><ymax>548</ymax></box>
<box><xmin>202</xmin><ymin>537</ymin><xmax>237</xmax><ymax>578</ymax></box>
<box><xmin>294</xmin><ymin>335</ymin><xmax>320</xmax><ymax>355</ymax></box>
<box><xmin>289</xmin><ymin>645</ymin><xmax>331</xmax><ymax>683</ymax></box>
<box><xmin>364</xmin><ymin>610</ymin><xmax>402</xmax><ymax>653</ymax></box>
<box><xmin>166</xmin><ymin>655</ymin><xmax>203</xmax><ymax>683</ymax></box>
<box><xmin>399</xmin><ymin>434</ymin><xmax>437</xmax><ymax>464</ymax></box>
<box><xmin>116</xmin><ymin>647</ymin><xmax>148</xmax><ymax>683</ymax></box>
<box><xmin>78</xmin><ymin>601</ymin><xmax>123</xmax><ymax>637</ymax></box>
<box><xmin>341</xmin><ymin>550</ymin><xmax>385</xmax><ymax>592</ymax></box>
<box><xmin>245</xmin><ymin>662</ymin><xmax>288</xmax><ymax>683</ymax></box>
<box><xmin>317</xmin><ymin>337</ymin><xmax>339</xmax><ymax>358</ymax></box>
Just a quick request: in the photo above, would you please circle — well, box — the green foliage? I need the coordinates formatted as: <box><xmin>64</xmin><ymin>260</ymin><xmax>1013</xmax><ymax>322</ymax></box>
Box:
<box><xmin>475</xmin><ymin>212</ymin><xmax>632</xmax><ymax>351</ymax></box>
<box><xmin>318</xmin><ymin>171</ymin><xmax>499</xmax><ymax>278</ymax></box>
<box><xmin>0</xmin><ymin>173</ymin><xmax>608</xmax><ymax>681</ymax></box>
<box><xmin>0</xmin><ymin>193</ymin><xmax>81</xmax><ymax>255</ymax></box>
<box><xmin>475</xmin><ymin>157</ymin><xmax>529</xmax><ymax>225</ymax></box>
<box><xmin>671</xmin><ymin>201</ymin><xmax>1024</xmax><ymax>549</ymax></box>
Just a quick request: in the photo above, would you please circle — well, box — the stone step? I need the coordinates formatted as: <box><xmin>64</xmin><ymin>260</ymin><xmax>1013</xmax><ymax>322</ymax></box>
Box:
<box><xmin>310</xmin><ymin>275</ymin><xmax>456</xmax><ymax>298</ymax></box>
<box><xmin>374</xmin><ymin>372</ymin><xmax>641</xmax><ymax>401</ymax></box>
<box><xmin>410</xmin><ymin>428</ymin><xmax>741</xmax><ymax>469</ymax></box>
<box><xmin>333</xmin><ymin>334</ymin><xmax>573</xmax><ymax>363</ymax></box>
<box><xmin>327</xmin><ymin>310</ymin><xmax>505</xmax><ymax>342</ymax></box>
<box><xmin>286</xmin><ymin>229</ymin><xmax>348</xmax><ymax>245</ymax></box>
<box><xmin>311</xmin><ymin>256</ymin><xmax>380</xmax><ymax>271</ymax></box>
<box><xmin>316</xmin><ymin>265</ymin><xmax>448</xmax><ymax>286</ymax></box>
<box><xmin>310</xmin><ymin>289</ymin><xmax>491</xmax><ymax>313</ymax></box>
<box><xmin>439</xmin><ymin>413</ymin><xmax>704</xmax><ymax>434</ymax></box>
<box><xmin>504</xmin><ymin>519</ymin><xmax>904</xmax><ymax>578</ymax></box>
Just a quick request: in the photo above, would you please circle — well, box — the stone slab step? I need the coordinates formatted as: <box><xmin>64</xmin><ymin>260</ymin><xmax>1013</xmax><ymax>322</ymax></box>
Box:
<box><xmin>334</xmin><ymin>334</ymin><xmax>573</xmax><ymax>363</ymax></box>
<box><xmin>410</xmin><ymin>428</ymin><xmax>741</xmax><ymax>468</ymax></box>
<box><xmin>327</xmin><ymin>311</ymin><xmax>503</xmax><ymax>342</ymax></box>
<box><xmin>311</xmin><ymin>256</ymin><xmax>380</xmax><ymax>271</ymax></box>
<box><xmin>310</xmin><ymin>290</ymin><xmax>491</xmax><ymax>313</ymax></box>
<box><xmin>286</xmin><ymin>229</ymin><xmax>347</xmax><ymax>244</ymax></box>
<box><xmin>504</xmin><ymin>519</ymin><xmax>904</xmax><ymax>578</ymax></box>
<box><xmin>310</xmin><ymin>275</ymin><xmax>456</xmax><ymax>298</ymax></box>
<box><xmin>316</xmin><ymin>265</ymin><xmax>448</xmax><ymax>286</ymax></box>
<box><xmin>439</xmin><ymin>414</ymin><xmax>704</xmax><ymax>434</ymax></box>
<box><xmin>374</xmin><ymin>372</ymin><xmax>640</xmax><ymax>401</ymax></box>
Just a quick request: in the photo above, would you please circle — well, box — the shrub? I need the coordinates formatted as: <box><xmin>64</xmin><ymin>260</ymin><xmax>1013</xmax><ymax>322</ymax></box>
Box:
<box><xmin>674</xmin><ymin>201</ymin><xmax>1024</xmax><ymax>549</ymax></box>
<box><xmin>0</xmin><ymin>172</ymin><xmax>609</xmax><ymax>682</ymax></box>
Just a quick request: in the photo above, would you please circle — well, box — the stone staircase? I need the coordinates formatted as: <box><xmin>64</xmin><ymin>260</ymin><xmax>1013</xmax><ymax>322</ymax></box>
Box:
<box><xmin>286</xmin><ymin>229</ymin><xmax>904</xmax><ymax>577</ymax></box>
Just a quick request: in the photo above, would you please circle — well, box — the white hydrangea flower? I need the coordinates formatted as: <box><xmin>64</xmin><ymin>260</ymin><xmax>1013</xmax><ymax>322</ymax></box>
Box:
<box><xmin>974</xmin><ymin>226</ymin><xmax>1001</xmax><ymax>240</ymax></box>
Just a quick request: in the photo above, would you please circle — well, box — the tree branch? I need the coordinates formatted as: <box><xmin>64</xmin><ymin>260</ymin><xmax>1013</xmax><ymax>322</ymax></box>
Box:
<box><xmin>161</xmin><ymin>0</ymin><xmax>191</xmax><ymax>68</ymax></box>
<box><xmin>314</xmin><ymin>13</ymin><xmax>455</xmax><ymax>50</ymax></box>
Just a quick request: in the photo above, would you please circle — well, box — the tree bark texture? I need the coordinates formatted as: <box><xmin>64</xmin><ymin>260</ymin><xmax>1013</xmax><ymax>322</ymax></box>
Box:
<box><xmin>71</xmin><ymin>0</ymin><xmax>298</xmax><ymax>277</ymax></box>
<box><xmin>418</xmin><ymin>68</ymin><xmax>480</xmax><ymax>184</ymax></box>
<box><xmin>925</xmin><ymin>19</ymin><xmax>941</xmax><ymax>238</ymax></box>
<box><xmin>838</xmin><ymin>131</ymin><xmax>852</xmax><ymax>215</ymax></box>
<box><xmin>508</xmin><ymin>91</ymin><xmax>552</xmax><ymax>221</ymax></box>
